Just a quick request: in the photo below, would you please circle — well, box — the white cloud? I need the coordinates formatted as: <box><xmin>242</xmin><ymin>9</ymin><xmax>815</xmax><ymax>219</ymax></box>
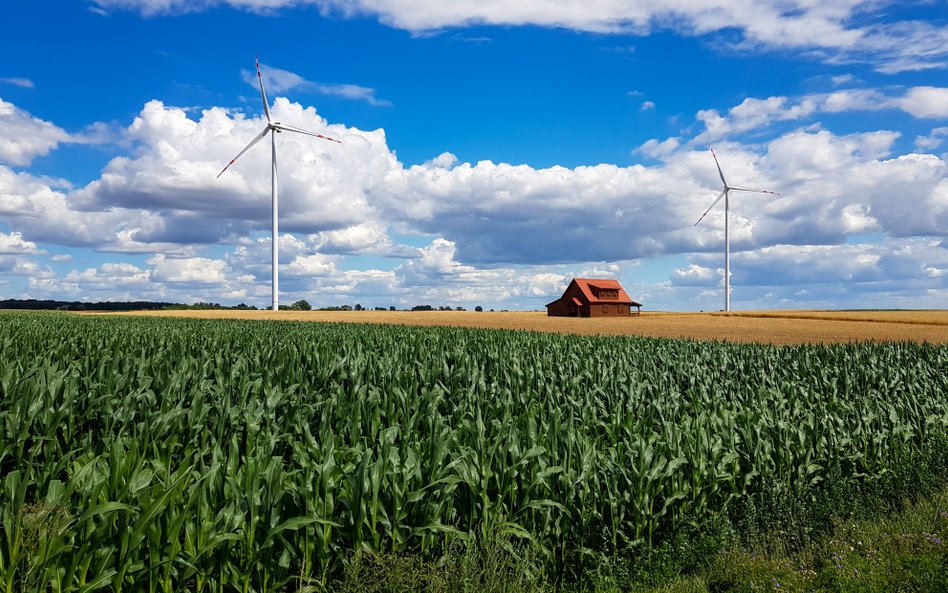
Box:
<box><xmin>285</xmin><ymin>253</ymin><xmax>337</xmax><ymax>276</ymax></box>
<box><xmin>671</xmin><ymin>264</ymin><xmax>718</xmax><ymax>287</ymax></box>
<box><xmin>2</xmin><ymin>93</ymin><xmax>946</xmax><ymax>310</ymax></box>
<box><xmin>0</xmin><ymin>77</ymin><xmax>34</xmax><ymax>88</ymax></box>
<box><xmin>640</xmin><ymin>100</ymin><xmax>655</xmax><ymax>111</ymax></box>
<box><xmin>55</xmin><ymin>99</ymin><xmax>394</xmax><ymax>250</ymax></box>
<box><xmin>687</xmin><ymin>87</ymin><xmax>948</xmax><ymax>146</ymax></box>
<box><xmin>10</xmin><ymin>97</ymin><xmax>945</xmax><ymax>270</ymax></box>
<box><xmin>0</xmin><ymin>257</ymin><xmax>53</xmax><ymax>278</ymax></box>
<box><xmin>0</xmin><ymin>231</ymin><xmax>41</xmax><ymax>254</ymax></box>
<box><xmin>915</xmin><ymin>127</ymin><xmax>948</xmax><ymax>152</ymax></box>
<box><xmin>91</xmin><ymin>1</ymin><xmax>948</xmax><ymax>72</ymax></box>
<box><xmin>148</xmin><ymin>254</ymin><xmax>227</xmax><ymax>284</ymax></box>
<box><xmin>0</xmin><ymin>99</ymin><xmax>70</xmax><ymax>166</ymax></box>
<box><xmin>0</xmin><ymin>100</ymin><xmax>117</xmax><ymax>168</ymax></box>
<box><xmin>899</xmin><ymin>87</ymin><xmax>948</xmax><ymax>119</ymax></box>
<box><xmin>672</xmin><ymin>238</ymin><xmax>948</xmax><ymax>310</ymax></box>
<box><xmin>243</xmin><ymin>63</ymin><xmax>390</xmax><ymax>106</ymax></box>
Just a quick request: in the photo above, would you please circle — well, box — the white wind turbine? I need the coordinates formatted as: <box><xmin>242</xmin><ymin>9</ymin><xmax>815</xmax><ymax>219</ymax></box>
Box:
<box><xmin>217</xmin><ymin>58</ymin><xmax>341</xmax><ymax>311</ymax></box>
<box><xmin>694</xmin><ymin>146</ymin><xmax>778</xmax><ymax>312</ymax></box>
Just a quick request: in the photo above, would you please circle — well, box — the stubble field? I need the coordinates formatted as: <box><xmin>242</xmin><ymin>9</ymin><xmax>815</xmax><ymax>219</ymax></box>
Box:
<box><xmin>99</xmin><ymin>309</ymin><xmax>948</xmax><ymax>344</ymax></box>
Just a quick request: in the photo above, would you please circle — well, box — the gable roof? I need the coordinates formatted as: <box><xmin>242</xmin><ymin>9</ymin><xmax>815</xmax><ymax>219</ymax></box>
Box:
<box><xmin>573</xmin><ymin>278</ymin><xmax>640</xmax><ymax>305</ymax></box>
<box><xmin>546</xmin><ymin>277</ymin><xmax>643</xmax><ymax>308</ymax></box>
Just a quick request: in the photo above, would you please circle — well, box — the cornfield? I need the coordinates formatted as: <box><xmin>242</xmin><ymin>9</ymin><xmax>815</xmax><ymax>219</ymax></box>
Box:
<box><xmin>1</xmin><ymin>312</ymin><xmax>946</xmax><ymax>592</ymax></box>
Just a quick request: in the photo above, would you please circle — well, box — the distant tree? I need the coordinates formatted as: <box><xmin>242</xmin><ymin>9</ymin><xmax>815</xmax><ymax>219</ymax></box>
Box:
<box><xmin>389</xmin><ymin>306</ymin><xmax>396</xmax><ymax>311</ymax></box>
<box><xmin>293</xmin><ymin>300</ymin><xmax>312</xmax><ymax>311</ymax></box>
<box><xmin>355</xmin><ymin>303</ymin><xmax>364</xmax><ymax>311</ymax></box>
<box><xmin>475</xmin><ymin>306</ymin><xmax>483</xmax><ymax>312</ymax></box>
<box><xmin>455</xmin><ymin>306</ymin><xmax>465</xmax><ymax>311</ymax></box>
<box><xmin>411</xmin><ymin>305</ymin><xmax>434</xmax><ymax>312</ymax></box>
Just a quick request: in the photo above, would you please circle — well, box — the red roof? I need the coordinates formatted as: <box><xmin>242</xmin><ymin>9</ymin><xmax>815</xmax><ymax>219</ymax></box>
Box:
<box><xmin>574</xmin><ymin>278</ymin><xmax>640</xmax><ymax>305</ymax></box>
<box><xmin>546</xmin><ymin>277</ymin><xmax>643</xmax><ymax>308</ymax></box>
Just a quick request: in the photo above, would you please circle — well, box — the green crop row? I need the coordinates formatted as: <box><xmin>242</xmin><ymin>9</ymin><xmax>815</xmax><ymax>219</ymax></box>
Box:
<box><xmin>1</xmin><ymin>312</ymin><xmax>946</xmax><ymax>592</ymax></box>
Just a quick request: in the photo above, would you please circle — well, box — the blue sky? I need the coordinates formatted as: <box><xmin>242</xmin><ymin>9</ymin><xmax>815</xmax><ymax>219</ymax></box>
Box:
<box><xmin>1</xmin><ymin>0</ymin><xmax>946</xmax><ymax>310</ymax></box>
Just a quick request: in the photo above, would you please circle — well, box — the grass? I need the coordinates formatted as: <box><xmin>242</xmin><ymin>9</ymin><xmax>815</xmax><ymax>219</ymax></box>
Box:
<box><xmin>704</xmin><ymin>486</ymin><xmax>948</xmax><ymax>593</ymax></box>
<box><xmin>335</xmin><ymin>487</ymin><xmax>948</xmax><ymax>593</ymax></box>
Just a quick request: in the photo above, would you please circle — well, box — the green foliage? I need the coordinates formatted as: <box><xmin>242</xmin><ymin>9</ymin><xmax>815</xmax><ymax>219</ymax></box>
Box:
<box><xmin>0</xmin><ymin>311</ymin><xmax>946</xmax><ymax>592</ymax></box>
<box><xmin>707</xmin><ymin>487</ymin><xmax>948</xmax><ymax>593</ymax></box>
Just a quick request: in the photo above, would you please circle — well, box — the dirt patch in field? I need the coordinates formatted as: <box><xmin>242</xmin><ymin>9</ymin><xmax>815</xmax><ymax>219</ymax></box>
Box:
<box><xmin>93</xmin><ymin>309</ymin><xmax>948</xmax><ymax>345</ymax></box>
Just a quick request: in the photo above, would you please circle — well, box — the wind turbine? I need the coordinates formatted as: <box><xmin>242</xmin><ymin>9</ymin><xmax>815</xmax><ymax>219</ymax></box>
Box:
<box><xmin>217</xmin><ymin>58</ymin><xmax>341</xmax><ymax>311</ymax></box>
<box><xmin>694</xmin><ymin>146</ymin><xmax>778</xmax><ymax>312</ymax></box>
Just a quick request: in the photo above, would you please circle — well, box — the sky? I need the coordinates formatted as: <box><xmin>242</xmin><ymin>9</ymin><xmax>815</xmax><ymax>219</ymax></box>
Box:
<box><xmin>1</xmin><ymin>0</ymin><xmax>946</xmax><ymax>311</ymax></box>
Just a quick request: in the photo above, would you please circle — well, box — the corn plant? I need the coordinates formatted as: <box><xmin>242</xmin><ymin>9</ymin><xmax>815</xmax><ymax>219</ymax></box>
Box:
<box><xmin>0</xmin><ymin>311</ymin><xmax>946</xmax><ymax>591</ymax></box>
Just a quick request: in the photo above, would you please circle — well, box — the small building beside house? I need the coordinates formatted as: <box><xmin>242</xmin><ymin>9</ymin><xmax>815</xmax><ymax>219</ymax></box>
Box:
<box><xmin>546</xmin><ymin>278</ymin><xmax>642</xmax><ymax>317</ymax></box>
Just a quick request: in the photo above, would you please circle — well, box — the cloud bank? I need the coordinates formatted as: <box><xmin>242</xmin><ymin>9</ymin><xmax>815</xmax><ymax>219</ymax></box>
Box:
<box><xmin>2</xmin><ymin>88</ymin><xmax>946</xmax><ymax>308</ymax></box>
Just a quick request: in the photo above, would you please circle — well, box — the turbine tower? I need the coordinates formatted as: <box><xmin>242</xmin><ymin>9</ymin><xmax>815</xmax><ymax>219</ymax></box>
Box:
<box><xmin>694</xmin><ymin>146</ymin><xmax>778</xmax><ymax>312</ymax></box>
<box><xmin>218</xmin><ymin>58</ymin><xmax>341</xmax><ymax>311</ymax></box>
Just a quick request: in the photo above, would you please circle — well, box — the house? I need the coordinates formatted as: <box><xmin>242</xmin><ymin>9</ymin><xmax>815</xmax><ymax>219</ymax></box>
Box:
<box><xmin>546</xmin><ymin>278</ymin><xmax>642</xmax><ymax>317</ymax></box>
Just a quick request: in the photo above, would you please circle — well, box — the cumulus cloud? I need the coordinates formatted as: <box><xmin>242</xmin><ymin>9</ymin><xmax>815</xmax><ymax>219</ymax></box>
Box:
<box><xmin>671</xmin><ymin>263</ymin><xmax>718</xmax><ymax>287</ymax></box>
<box><xmin>0</xmin><ymin>99</ymin><xmax>70</xmax><ymax>166</ymax></box>
<box><xmin>65</xmin><ymin>99</ymin><xmax>394</xmax><ymax>247</ymax></box>
<box><xmin>689</xmin><ymin>87</ymin><xmax>948</xmax><ymax>146</ymax></box>
<box><xmin>671</xmin><ymin>238</ymin><xmax>948</xmax><ymax>309</ymax></box>
<box><xmin>721</xmin><ymin>239</ymin><xmax>946</xmax><ymax>288</ymax></box>
<box><xmin>899</xmin><ymin>87</ymin><xmax>948</xmax><ymax>119</ymax></box>
<box><xmin>2</xmin><ymin>92</ymin><xmax>946</xmax><ymax>310</ymax></box>
<box><xmin>148</xmin><ymin>253</ymin><xmax>227</xmax><ymax>284</ymax></box>
<box><xmin>0</xmin><ymin>257</ymin><xmax>53</xmax><ymax>279</ymax></box>
<box><xmin>0</xmin><ymin>100</ymin><xmax>117</xmax><ymax>167</ymax></box>
<box><xmin>0</xmin><ymin>231</ymin><xmax>41</xmax><ymax>254</ymax></box>
<box><xmin>915</xmin><ymin>127</ymin><xmax>948</xmax><ymax>152</ymax></box>
<box><xmin>6</xmin><ymin>98</ymin><xmax>948</xmax><ymax>270</ymax></box>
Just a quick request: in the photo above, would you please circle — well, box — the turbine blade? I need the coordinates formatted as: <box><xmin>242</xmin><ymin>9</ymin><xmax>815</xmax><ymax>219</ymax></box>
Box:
<box><xmin>257</xmin><ymin>57</ymin><xmax>272</xmax><ymax>123</ymax></box>
<box><xmin>274</xmin><ymin>123</ymin><xmax>342</xmax><ymax>143</ymax></box>
<box><xmin>695</xmin><ymin>189</ymin><xmax>727</xmax><ymax>226</ymax></box>
<box><xmin>709</xmin><ymin>145</ymin><xmax>728</xmax><ymax>187</ymax></box>
<box><xmin>216</xmin><ymin>126</ymin><xmax>270</xmax><ymax>178</ymax></box>
<box><xmin>728</xmin><ymin>186</ymin><xmax>780</xmax><ymax>195</ymax></box>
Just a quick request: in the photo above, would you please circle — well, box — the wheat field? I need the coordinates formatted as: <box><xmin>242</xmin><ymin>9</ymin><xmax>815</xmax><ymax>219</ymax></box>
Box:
<box><xmin>94</xmin><ymin>309</ymin><xmax>948</xmax><ymax>344</ymax></box>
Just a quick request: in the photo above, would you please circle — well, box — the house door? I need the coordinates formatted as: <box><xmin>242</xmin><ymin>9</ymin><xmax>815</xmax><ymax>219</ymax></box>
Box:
<box><xmin>567</xmin><ymin>303</ymin><xmax>577</xmax><ymax>317</ymax></box>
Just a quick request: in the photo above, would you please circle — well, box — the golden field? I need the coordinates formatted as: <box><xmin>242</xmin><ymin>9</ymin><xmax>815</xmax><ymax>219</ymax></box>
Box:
<box><xmin>95</xmin><ymin>309</ymin><xmax>948</xmax><ymax>345</ymax></box>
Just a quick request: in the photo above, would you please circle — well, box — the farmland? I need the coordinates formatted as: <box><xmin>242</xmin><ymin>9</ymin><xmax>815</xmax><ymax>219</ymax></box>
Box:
<box><xmin>1</xmin><ymin>311</ymin><xmax>947</xmax><ymax>592</ymax></box>
<box><xmin>102</xmin><ymin>309</ymin><xmax>948</xmax><ymax>345</ymax></box>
